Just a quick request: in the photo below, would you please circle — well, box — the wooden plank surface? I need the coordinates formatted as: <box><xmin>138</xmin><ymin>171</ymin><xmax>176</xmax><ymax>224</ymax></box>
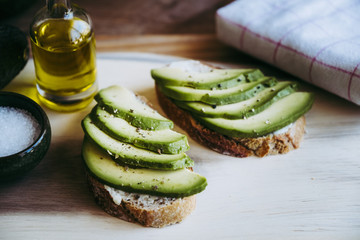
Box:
<box><xmin>96</xmin><ymin>34</ymin><xmax>240</xmax><ymax>61</ymax></box>
<box><xmin>1</xmin><ymin>0</ymin><xmax>233</xmax><ymax>34</ymax></box>
<box><xmin>1</xmin><ymin>53</ymin><xmax>360</xmax><ymax>240</ymax></box>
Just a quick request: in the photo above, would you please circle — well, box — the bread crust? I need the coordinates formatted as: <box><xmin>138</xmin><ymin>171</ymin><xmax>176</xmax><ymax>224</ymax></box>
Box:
<box><xmin>86</xmin><ymin>172</ymin><xmax>196</xmax><ymax>228</ymax></box>
<box><xmin>155</xmin><ymin>85</ymin><xmax>306</xmax><ymax>157</ymax></box>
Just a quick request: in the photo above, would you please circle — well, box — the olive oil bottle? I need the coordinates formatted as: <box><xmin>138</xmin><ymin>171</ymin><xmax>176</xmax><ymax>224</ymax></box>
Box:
<box><xmin>30</xmin><ymin>0</ymin><xmax>97</xmax><ymax>111</ymax></box>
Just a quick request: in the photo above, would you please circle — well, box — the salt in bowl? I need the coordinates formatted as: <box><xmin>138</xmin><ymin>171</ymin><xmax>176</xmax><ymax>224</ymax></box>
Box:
<box><xmin>0</xmin><ymin>91</ymin><xmax>51</xmax><ymax>180</ymax></box>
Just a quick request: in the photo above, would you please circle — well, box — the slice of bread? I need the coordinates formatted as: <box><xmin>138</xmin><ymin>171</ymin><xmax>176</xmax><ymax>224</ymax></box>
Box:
<box><xmin>86</xmin><ymin>169</ymin><xmax>196</xmax><ymax>228</ymax></box>
<box><xmin>155</xmin><ymin>85</ymin><xmax>306</xmax><ymax>157</ymax></box>
<box><xmin>82</xmin><ymin>86</ymin><xmax>206</xmax><ymax>227</ymax></box>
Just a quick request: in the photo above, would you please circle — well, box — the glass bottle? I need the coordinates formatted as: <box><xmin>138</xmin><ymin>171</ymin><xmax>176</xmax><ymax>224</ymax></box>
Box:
<box><xmin>30</xmin><ymin>0</ymin><xmax>97</xmax><ymax>112</ymax></box>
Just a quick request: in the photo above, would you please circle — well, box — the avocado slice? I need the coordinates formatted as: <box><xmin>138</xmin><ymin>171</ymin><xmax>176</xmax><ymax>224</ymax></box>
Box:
<box><xmin>82</xmin><ymin>138</ymin><xmax>207</xmax><ymax>198</ymax></box>
<box><xmin>195</xmin><ymin>92</ymin><xmax>315</xmax><ymax>138</ymax></box>
<box><xmin>95</xmin><ymin>86</ymin><xmax>173</xmax><ymax>130</ymax></box>
<box><xmin>151</xmin><ymin>64</ymin><xmax>264</xmax><ymax>89</ymax></box>
<box><xmin>82</xmin><ymin>116</ymin><xmax>193</xmax><ymax>170</ymax></box>
<box><xmin>157</xmin><ymin>76</ymin><xmax>277</xmax><ymax>105</ymax></box>
<box><xmin>173</xmin><ymin>81</ymin><xmax>298</xmax><ymax>119</ymax></box>
<box><xmin>90</xmin><ymin>105</ymin><xmax>190</xmax><ymax>154</ymax></box>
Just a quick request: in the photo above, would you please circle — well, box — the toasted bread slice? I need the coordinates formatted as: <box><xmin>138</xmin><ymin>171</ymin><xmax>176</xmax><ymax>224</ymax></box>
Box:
<box><xmin>86</xmin><ymin>171</ymin><xmax>196</xmax><ymax>228</ymax></box>
<box><xmin>155</xmin><ymin>85</ymin><xmax>306</xmax><ymax>157</ymax></box>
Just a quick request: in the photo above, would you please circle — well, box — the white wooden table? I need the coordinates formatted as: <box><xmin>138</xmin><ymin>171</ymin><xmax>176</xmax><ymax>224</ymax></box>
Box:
<box><xmin>1</xmin><ymin>52</ymin><xmax>359</xmax><ymax>240</ymax></box>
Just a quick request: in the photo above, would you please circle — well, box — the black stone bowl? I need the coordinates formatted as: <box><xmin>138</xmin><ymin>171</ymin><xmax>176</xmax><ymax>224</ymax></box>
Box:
<box><xmin>0</xmin><ymin>92</ymin><xmax>51</xmax><ymax>180</ymax></box>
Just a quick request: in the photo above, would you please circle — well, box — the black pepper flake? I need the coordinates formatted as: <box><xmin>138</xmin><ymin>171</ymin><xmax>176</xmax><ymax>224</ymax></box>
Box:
<box><xmin>129</xmin><ymin>109</ymin><xmax>134</xmax><ymax>113</ymax></box>
<box><xmin>211</xmin><ymin>105</ymin><xmax>217</xmax><ymax>109</ymax></box>
<box><xmin>217</xmin><ymin>83</ymin><xmax>222</xmax><ymax>88</ymax></box>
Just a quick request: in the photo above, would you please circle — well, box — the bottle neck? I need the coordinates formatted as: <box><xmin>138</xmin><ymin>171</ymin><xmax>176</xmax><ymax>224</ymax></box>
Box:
<box><xmin>47</xmin><ymin>0</ymin><xmax>73</xmax><ymax>18</ymax></box>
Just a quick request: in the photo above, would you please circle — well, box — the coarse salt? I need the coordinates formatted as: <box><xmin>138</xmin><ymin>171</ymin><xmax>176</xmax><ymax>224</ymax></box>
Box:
<box><xmin>0</xmin><ymin>107</ymin><xmax>41</xmax><ymax>157</ymax></box>
<box><xmin>168</xmin><ymin>60</ymin><xmax>213</xmax><ymax>74</ymax></box>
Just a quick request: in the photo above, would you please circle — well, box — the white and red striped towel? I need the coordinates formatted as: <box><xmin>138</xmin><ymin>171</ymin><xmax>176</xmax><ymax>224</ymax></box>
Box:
<box><xmin>216</xmin><ymin>0</ymin><xmax>360</xmax><ymax>105</ymax></box>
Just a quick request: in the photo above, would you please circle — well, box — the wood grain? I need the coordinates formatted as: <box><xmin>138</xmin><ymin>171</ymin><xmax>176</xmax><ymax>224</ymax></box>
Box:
<box><xmin>1</xmin><ymin>0</ymin><xmax>233</xmax><ymax>35</ymax></box>
<box><xmin>96</xmin><ymin>34</ymin><xmax>241</xmax><ymax>62</ymax></box>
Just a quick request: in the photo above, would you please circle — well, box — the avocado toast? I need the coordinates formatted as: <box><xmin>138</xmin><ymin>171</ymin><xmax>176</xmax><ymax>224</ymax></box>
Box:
<box><xmin>81</xmin><ymin>86</ymin><xmax>207</xmax><ymax>227</ymax></box>
<box><xmin>152</xmin><ymin>60</ymin><xmax>314</xmax><ymax>157</ymax></box>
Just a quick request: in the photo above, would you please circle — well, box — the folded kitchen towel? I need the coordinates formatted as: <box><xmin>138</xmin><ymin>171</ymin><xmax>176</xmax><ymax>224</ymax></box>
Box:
<box><xmin>216</xmin><ymin>0</ymin><xmax>360</xmax><ymax>105</ymax></box>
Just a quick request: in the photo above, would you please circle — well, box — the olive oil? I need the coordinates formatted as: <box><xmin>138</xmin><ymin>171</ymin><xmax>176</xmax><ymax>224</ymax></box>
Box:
<box><xmin>30</xmin><ymin>1</ymin><xmax>97</xmax><ymax>111</ymax></box>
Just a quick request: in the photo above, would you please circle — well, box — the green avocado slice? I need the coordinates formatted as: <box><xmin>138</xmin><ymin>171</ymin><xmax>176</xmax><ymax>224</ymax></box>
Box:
<box><xmin>82</xmin><ymin>138</ymin><xmax>207</xmax><ymax>198</ymax></box>
<box><xmin>95</xmin><ymin>85</ymin><xmax>173</xmax><ymax>130</ymax></box>
<box><xmin>82</xmin><ymin>116</ymin><xmax>193</xmax><ymax>170</ymax></box>
<box><xmin>195</xmin><ymin>92</ymin><xmax>315</xmax><ymax>138</ymax></box>
<box><xmin>90</xmin><ymin>105</ymin><xmax>190</xmax><ymax>154</ymax></box>
<box><xmin>157</xmin><ymin>76</ymin><xmax>277</xmax><ymax>105</ymax></box>
<box><xmin>151</xmin><ymin>65</ymin><xmax>264</xmax><ymax>89</ymax></box>
<box><xmin>173</xmin><ymin>81</ymin><xmax>298</xmax><ymax>119</ymax></box>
